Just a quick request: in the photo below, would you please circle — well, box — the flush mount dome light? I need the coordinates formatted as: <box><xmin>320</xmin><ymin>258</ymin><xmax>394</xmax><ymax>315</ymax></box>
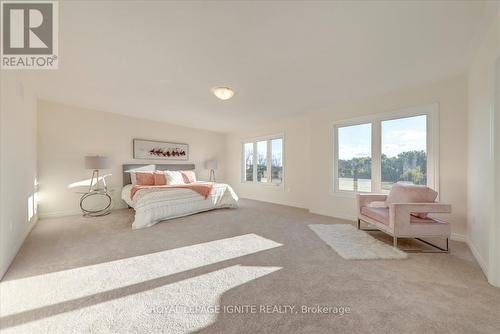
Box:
<box><xmin>212</xmin><ymin>86</ymin><xmax>235</xmax><ymax>100</ymax></box>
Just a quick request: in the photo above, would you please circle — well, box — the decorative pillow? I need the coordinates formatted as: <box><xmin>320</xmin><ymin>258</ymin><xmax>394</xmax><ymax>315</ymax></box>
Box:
<box><xmin>385</xmin><ymin>182</ymin><xmax>438</xmax><ymax>218</ymax></box>
<box><xmin>180</xmin><ymin>170</ymin><xmax>196</xmax><ymax>184</ymax></box>
<box><xmin>154</xmin><ymin>172</ymin><xmax>167</xmax><ymax>185</ymax></box>
<box><xmin>135</xmin><ymin>172</ymin><xmax>155</xmax><ymax>186</ymax></box>
<box><xmin>130</xmin><ymin>171</ymin><xmax>154</xmax><ymax>185</ymax></box>
<box><xmin>165</xmin><ymin>170</ymin><xmax>186</xmax><ymax>185</ymax></box>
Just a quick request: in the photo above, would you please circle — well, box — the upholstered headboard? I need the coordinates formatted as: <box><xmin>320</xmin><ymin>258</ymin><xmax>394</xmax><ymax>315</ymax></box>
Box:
<box><xmin>122</xmin><ymin>164</ymin><xmax>195</xmax><ymax>185</ymax></box>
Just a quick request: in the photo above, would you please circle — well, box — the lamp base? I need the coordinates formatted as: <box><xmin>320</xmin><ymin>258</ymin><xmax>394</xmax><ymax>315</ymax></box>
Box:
<box><xmin>209</xmin><ymin>169</ymin><xmax>216</xmax><ymax>182</ymax></box>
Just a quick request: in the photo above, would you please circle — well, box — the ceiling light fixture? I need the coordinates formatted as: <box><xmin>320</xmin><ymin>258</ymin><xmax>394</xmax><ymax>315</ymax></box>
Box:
<box><xmin>212</xmin><ymin>86</ymin><xmax>235</xmax><ymax>100</ymax></box>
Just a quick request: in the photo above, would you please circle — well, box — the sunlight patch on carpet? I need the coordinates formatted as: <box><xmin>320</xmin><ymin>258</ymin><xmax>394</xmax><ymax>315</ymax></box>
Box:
<box><xmin>1</xmin><ymin>265</ymin><xmax>281</xmax><ymax>333</ymax></box>
<box><xmin>1</xmin><ymin>234</ymin><xmax>282</xmax><ymax>318</ymax></box>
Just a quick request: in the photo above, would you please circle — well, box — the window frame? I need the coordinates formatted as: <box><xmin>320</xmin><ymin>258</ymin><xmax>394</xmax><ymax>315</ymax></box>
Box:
<box><xmin>332</xmin><ymin>103</ymin><xmax>439</xmax><ymax>196</ymax></box>
<box><xmin>241</xmin><ymin>134</ymin><xmax>285</xmax><ymax>186</ymax></box>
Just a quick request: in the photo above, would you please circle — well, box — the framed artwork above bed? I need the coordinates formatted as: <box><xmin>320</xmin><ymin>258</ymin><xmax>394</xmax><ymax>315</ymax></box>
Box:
<box><xmin>133</xmin><ymin>139</ymin><xmax>189</xmax><ymax>160</ymax></box>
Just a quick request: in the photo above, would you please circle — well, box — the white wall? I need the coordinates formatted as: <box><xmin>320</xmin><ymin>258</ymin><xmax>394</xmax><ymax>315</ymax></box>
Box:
<box><xmin>226</xmin><ymin>75</ymin><xmax>469</xmax><ymax>238</ymax></box>
<box><xmin>37</xmin><ymin>100</ymin><xmax>227</xmax><ymax>217</ymax></box>
<box><xmin>0</xmin><ymin>72</ymin><xmax>38</xmax><ymax>279</ymax></box>
<box><xmin>467</xmin><ymin>7</ymin><xmax>500</xmax><ymax>286</ymax></box>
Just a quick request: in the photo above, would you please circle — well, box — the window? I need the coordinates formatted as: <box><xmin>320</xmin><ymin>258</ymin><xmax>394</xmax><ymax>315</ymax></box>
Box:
<box><xmin>242</xmin><ymin>135</ymin><xmax>284</xmax><ymax>185</ymax></box>
<box><xmin>338</xmin><ymin>123</ymin><xmax>372</xmax><ymax>192</ymax></box>
<box><xmin>381</xmin><ymin>115</ymin><xmax>427</xmax><ymax>190</ymax></box>
<box><xmin>334</xmin><ymin>104</ymin><xmax>437</xmax><ymax>194</ymax></box>
<box><xmin>244</xmin><ymin>142</ymin><xmax>254</xmax><ymax>182</ymax></box>
<box><xmin>271</xmin><ymin>138</ymin><xmax>283</xmax><ymax>184</ymax></box>
<box><xmin>256</xmin><ymin>141</ymin><xmax>268</xmax><ymax>182</ymax></box>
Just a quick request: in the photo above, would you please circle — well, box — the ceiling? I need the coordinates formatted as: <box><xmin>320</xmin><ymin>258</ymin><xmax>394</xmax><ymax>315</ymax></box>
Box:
<box><xmin>31</xmin><ymin>0</ymin><xmax>495</xmax><ymax>133</ymax></box>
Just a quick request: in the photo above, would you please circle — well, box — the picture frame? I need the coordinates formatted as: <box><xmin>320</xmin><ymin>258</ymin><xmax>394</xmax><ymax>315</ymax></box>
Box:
<box><xmin>133</xmin><ymin>139</ymin><xmax>189</xmax><ymax>160</ymax></box>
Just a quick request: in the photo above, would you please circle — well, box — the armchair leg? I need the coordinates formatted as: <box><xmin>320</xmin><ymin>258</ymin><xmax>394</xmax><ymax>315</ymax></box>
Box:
<box><xmin>411</xmin><ymin>237</ymin><xmax>449</xmax><ymax>253</ymax></box>
<box><xmin>357</xmin><ymin>218</ymin><xmax>449</xmax><ymax>253</ymax></box>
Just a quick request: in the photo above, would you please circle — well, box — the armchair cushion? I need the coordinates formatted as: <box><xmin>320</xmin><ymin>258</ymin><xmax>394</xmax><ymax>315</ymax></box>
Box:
<box><xmin>385</xmin><ymin>183</ymin><xmax>438</xmax><ymax>218</ymax></box>
<box><xmin>361</xmin><ymin>207</ymin><xmax>390</xmax><ymax>225</ymax></box>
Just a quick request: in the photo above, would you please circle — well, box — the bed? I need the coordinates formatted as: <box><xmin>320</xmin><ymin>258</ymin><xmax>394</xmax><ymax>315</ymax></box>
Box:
<box><xmin>121</xmin><ymin>164</ymin><xmax>238</xmax><ymax>229</ymax></box>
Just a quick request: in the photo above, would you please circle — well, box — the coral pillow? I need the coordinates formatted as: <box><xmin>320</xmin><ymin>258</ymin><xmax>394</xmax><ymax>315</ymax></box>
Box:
<box><xmin>180</xmin><ymin>170</ymin><xmax>196</xmax><ymax>184</ymax></box>
<box><xmin>135</xmin><ymin>172</ymin><xmax>155</xmax><ymax>186</ymax></box>
<box><xmin>154</xmin><ymin>172</ymin><xmax>167</xmax><ymax>185</ymax></box>
<box><xmin>385</xmin><ymin>182</ymin><xmax>438</xmax><ymax>218</ymax></box>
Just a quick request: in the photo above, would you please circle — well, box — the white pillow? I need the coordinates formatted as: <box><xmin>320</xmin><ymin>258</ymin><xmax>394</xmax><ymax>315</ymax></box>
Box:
<box><xmin>165</xmin><ymin>170</ymin><xmax>186</xmax><ymax>185</ymax></box>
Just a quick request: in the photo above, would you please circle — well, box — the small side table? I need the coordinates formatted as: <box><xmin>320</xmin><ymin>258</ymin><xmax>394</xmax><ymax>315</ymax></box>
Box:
<box><xmin>79</xmin><ymin>189</ymin><xmax>113</xmax><ymax>217</ymax></box>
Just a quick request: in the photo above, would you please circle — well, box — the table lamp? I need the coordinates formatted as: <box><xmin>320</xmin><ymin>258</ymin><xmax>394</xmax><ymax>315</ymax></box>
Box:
<box><xmin>205</xmin><ymin>159</ymin><xmax>218</xmax><ymax>182</ymax></box>
<box><xmin>84</xmin><ymin>155</ymin><xmax>110</xmax><ymax>192</ymax></box>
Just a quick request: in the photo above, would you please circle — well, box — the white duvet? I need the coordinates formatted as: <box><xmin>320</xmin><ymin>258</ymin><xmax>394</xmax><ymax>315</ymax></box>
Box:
<box><xmin>121</xmin><ymin>182</ymin><xmax>239</xmax><ymax>229</ymax></box>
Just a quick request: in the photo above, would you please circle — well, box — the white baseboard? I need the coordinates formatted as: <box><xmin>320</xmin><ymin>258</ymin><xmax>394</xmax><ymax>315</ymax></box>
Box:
<box><xmin>451</xmin><ymin>233</ymin><xmax>466</xmax><ymax>242</ymax></box>
<box><xmin>240</xmin><ymin>197</ymin><xmax>308</xmax><ymax>210</ymax></box>
<box><xmin>466</xmin><ymin>239</ymin><xmax>489</xmax><ymax>277</ymax></box>
<box><xmin>38</xmin><ymin>205</ymin><xmax>129</xmax><ymax>219</ymax></box>
<box><xmin>38</xmin><ymin>210</ymin><xmax>83</xmax><ymax>219</ymax></box>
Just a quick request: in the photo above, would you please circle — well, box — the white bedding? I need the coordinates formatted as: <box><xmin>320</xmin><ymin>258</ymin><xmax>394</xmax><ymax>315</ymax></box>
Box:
<box><xmin>121</xmin><ymin>182</ymin><xmax>239</xmax><ymax>229</ymax></box>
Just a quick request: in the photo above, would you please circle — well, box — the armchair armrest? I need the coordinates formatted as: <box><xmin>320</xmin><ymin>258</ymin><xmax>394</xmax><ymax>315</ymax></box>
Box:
<box><xmin>356</xmin><ymin>193</ymin><xmax>387</xmax><ymax>210</ymax></box>
<box><xmin>389</xmin><ymin>203</ymin><xmax>451</xmax><ymax>229</ymax></box>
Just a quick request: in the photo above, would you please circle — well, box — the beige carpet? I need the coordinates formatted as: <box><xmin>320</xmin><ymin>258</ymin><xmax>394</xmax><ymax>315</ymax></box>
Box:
<box><xmin>1</xmin><ymin>199</ymin><xmax>499</xmax><ymax>333</ymax></box>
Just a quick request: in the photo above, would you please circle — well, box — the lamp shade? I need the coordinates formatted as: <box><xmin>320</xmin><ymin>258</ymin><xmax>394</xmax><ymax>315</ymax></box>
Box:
<box><xmin>84</xmin><ymin>156</ymin><xmax>110</xmax><ymax>170</ymax></box>
<box><xmin>204</xmin><ymin>159</ymin><xmax>218</xmax><ymax>170</ymax></box>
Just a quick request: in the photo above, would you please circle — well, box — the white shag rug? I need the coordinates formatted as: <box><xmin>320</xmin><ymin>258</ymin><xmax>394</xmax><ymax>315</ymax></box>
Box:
<box><xmin>308</xmin><ymin>224</ymin><xmax>407</xmax><ymax>260</ymax></box>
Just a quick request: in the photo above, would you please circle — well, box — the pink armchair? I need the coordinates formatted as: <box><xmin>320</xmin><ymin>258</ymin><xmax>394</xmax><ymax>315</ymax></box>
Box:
<box><xmin>356</xmin><ymin>184</ymin><xmax>451</xmax><ymax>252</ymax></box>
